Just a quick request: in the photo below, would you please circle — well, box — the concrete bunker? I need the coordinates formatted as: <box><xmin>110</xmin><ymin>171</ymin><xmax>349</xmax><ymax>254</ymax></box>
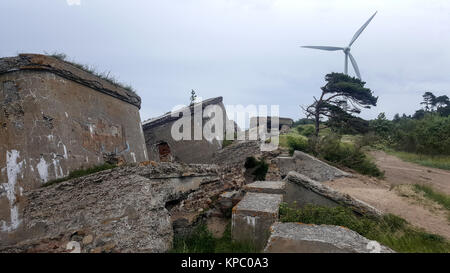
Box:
<box><xmin>143</xmin><ymin>97</ymin><xmax>232</xmax><ymax>164</ymax></box>
<box><xmin>250</xmin><ymin>116</ymin><xmax>294</xmax><ymax>133</ymax></box>
<box><xmin>0</xmin><ymin>54</ymin><xmax>148</xmax><ymax>234</ymax></box>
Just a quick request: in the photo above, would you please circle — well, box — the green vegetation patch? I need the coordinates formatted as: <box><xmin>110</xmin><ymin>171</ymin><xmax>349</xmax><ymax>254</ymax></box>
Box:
<box><xmin>413</xmin><ymin>184</ymin><xmax>450</xmax><ymax>210</ymax></box>
<box><xmin>244</xmin><ymin>156</ymin><xmax>269</xmax><ymax>181</ymax></box>
<box><xmin>281</xmin><ymin>131</ymin><xmax>383</xmax><ymax>177</ymax></box>
<box><xmin>385</xmin><ymin>149</ymin><xmax>450</xmax><ymax>171</ymax></box>
<box><xmin>42</xmin><ymin>163</ymin><xmax>116</xmax><ymax>187</ymax></box>
<box><xmin>279</xmin><ymin>203</ymin><xmax>450</xmax><ymax>253</ymax></box>
<box><xmin>170</xmin><ymin>223</ymin><xmax>257</xmax><ymax>253</ymax></box>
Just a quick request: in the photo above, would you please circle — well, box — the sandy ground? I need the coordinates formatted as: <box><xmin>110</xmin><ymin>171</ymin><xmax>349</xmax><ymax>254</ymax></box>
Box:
<box><xmin>324</xmin><ymin>151</ymin><xmax>450</xmax><ymax>239</ymax></box>
<box><xmin>370</xmin><ymin>150</ymin><xmax>450</xmax><ymax>195</ymax></box>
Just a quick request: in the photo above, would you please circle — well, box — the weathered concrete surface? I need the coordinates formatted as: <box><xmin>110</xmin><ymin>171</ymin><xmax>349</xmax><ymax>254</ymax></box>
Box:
<box><xmin>278</xmin><ymin>151</ymin><xmax>352</xmax><ymax>182</ymax></box>
<box><xmin>264</xmin><ymin>222</ymin><xmax>394</xmax><ymax>253</ymax></box>
<box><xmin>286</xmin><ymin>171</ymin><xmax>382</xmax><ymax>218</ymax></box>
<box><xmin>232</xmin><ymin>192</ymin><xmax>283</xmax><ymax>250</ymax></box>
<box><xmin>244</xmin><ymin>181</ymin><xmax>286</xmax><ymax>195</ymax></box>
<box><xmin>212</xmin><ymin>141</ymin><xmax>261</xmax><ymax>166</ymax></box>
<box><xmin>143</xmin><ymin>97</ymin><xmax>233</xmax><ymax>164</ymax></box>
<box><xmin>0</xmin><ymin>54</ymin><xmax>147</xmax><ymax>235</ymax></box>
<box><xmin>0</xmin><ymin>162</ymin><xmax>221</xmax><ymax>253</ymax></box>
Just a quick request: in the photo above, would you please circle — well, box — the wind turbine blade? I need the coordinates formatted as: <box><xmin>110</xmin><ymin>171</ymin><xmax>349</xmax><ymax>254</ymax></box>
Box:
<box><xmin>348</xmin><ymin>11</ymin><xmax>377</xmax><ymax>47</ymax></box>
<box><xmin>301</xmin><ymin>46</ymin><xmax>343</xmax><ymax>51</ymax></box>
<box><xmin>348</xmin><ymin>53</ymin><xmax>361</xmax><ymax>79</ymax></box>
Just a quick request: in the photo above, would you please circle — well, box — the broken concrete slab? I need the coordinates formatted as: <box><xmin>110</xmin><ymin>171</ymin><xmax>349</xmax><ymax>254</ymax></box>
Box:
<box><xmin>264</xmin><ymin>222</ymin><xmax>394</xmax><ymax>253</ymax></box>
<box><xmin>285</xmin><ymin>171</ymin><xmax>382</xmax><ymax>218</ymax></box>
<box><xmin>278</xmin><ymin>151</ymin><xmax>352</xmax><ymax>182</ymax></box>
<box><xmin>244</xmin><ymin>181</ymin><xmax>286</xmax><ymax>195</ymax></box>
<box><xmin>0</xmin><ymin>163</ymin><xmax>223</xmax><ymax>252</ymax></box>
<box><xmin>232</xmin><ymin>192</ymin><xmax>283</xmax><ymax>250</ymax></box>
<box><xmin>217</xmin><ymin>190</ymin><xmax>244</xmax><ymax>216</ymax></box>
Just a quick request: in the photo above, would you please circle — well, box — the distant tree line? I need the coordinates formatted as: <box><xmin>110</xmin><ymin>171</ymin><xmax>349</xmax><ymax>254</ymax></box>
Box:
<box><xmin>369</xmin><ymin>91</ymin><xmax>450</xmax><ymax>155</ymax></box>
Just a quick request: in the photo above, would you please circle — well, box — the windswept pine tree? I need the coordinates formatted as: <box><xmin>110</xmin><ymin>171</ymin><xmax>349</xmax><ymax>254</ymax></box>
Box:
<box><xmin>303</xmin><ymin>73</ymin><xmax>378</xmax><ymax>136</ymax></box>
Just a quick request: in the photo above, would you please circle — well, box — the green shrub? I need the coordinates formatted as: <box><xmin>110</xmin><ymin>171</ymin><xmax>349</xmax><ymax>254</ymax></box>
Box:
<box><xmin>318</xmin><ymin>134</ymin><xmax>383</xmax><ymax>177</ymax></box>
<box><xmin>296</xmin><ymin>124</ymin><xmax>315</xmax><ymax>137</ymax></box>
<box><xmin>244</xmin><ymin>157</ymin><xmax>269</xmax><ymax>181</ymax></box>
<box><xmin>279</xmin><ymin>203</ymin><xmax>450</xmax><ymax>253</ymax></box>
<box><xmin>286</xmin><ymin>134</ymin><xmax>309</xmax><ymax>155</ymax></box>
<box><xmin>372</xmin><ymin>113</ymin><xmax>450</xmax><ymax>156</ymax></box>
<box><xmin>244</xmin><ymin>156</ymin><xmax>258</xmax><ymax>168</ymax></box>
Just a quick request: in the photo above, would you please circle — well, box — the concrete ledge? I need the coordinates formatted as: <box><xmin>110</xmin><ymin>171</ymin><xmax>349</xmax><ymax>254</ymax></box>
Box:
<box><xmin>232</xmin><ymin>193</ymin><xmax>283</xmax><ymax>250</ymax></box>
<box><xmin>244</xmin><ymin>181</ymin><xmax>286</xmax><ymax>195</ymax></box>
<box><xmin>264</xmin><ymin>222</ymin><xmax>394</xmax><ymax>253</ymax></box>
<box><xmin>286</xmin><ymin>171</ymin><xmax>382</xmax><ymax>218</ymax></box>
<box><xmin>278</xmin><ymin>151</ymin><xmax>352</xmax><ymax>182</ymax></box>
<box><xmin>0</xmin><ymin>54</ymin><xmax>141</xmax><ymax>108</ymax></box>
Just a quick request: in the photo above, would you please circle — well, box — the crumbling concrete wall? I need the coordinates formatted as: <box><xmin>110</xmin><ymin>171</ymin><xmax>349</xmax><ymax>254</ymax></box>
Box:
<box><xmin>0</xmin><ymin>54</ymin><xmax>148</xmax><ymax>234</ymax></box>
<box><xmin>143</xmin><ymin>97</ymin><xmax>232</xmax><ymax>164</ymax></box>
<box><xmin>0</xmin><ymin>163</ymin><xmax>221</xmax><ymax>252</ymax></box>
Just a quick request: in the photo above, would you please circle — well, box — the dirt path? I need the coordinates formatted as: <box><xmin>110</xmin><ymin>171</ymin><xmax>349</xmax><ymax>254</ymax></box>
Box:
<box><xmin>370</xmin><ymin>150</ymin><xmax>450</xmax><ymax>195</ymax></box>
<box><xmin>323</xmin><ymin>151</ymin><xmax>450</xmax><ymax>239</ymax></box>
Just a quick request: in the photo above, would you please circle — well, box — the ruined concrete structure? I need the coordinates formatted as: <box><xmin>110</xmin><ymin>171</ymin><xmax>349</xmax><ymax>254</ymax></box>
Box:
<box><xmin>0</xmin><ymin>162</ymin><xmax>222</xmax><ymax>252</ymax></box>
<box><xmin>143</xmin><ymin>97</ymin><xmax>231</xmax><ymax>164</ymax></box>
<box><xmin>250</xmin><ymin>116</ymin><xmax>293</xmax><ymax>133</ymax></box>
<box><xmin>0</xmin><ymin>54</ymin><xmax>148</xmax><ymax>234</ymax></box>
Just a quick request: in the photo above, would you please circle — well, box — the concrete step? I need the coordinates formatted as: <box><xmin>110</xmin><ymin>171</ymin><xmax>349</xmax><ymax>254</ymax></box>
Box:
<box><xmin>243</xmin><ymin>181</ymin><xmax>286</xmax><ymax>195</ymax></box>
<box><xmin>231</xmin><ymin>192</ymin><xmax>283</xmax><ymax>251</ymax></box>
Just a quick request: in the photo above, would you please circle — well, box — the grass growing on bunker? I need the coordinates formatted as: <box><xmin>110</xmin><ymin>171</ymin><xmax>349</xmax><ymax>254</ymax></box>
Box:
<box><xmin>42</xmin><ymin>163</ymin><xmax>116</xmax><ymax>187</ymax></box>
<box><xmin>46</xmin><ymin>52</ymin><xmax>137</xmax><ymax>94</ymax></box>
<box><xmin>279</xmin><ymin>203</ymin><xmax>450</xmax><ymax>253</ymax></box>
<box><xmin>170</xmin><ymin>223</ymin><xmax>258</xmax><ymax>253</ymax></box>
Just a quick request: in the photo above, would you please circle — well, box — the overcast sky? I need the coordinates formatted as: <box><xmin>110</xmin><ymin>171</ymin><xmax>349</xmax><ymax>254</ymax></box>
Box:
<box><xmin>1</xmin><ymin>0</ymin><xmax>449</xmax><ymax>123</ymax></box>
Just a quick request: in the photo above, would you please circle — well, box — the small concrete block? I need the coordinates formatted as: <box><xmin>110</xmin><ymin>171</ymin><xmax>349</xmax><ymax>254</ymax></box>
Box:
<box><xmin>244</xmin><ymin>181</ymin><xmax>286</xmax><ymax>195</ymax></box>
<box><xmin>232</xmin><ymin>192</ymin><xmax>283</xmax><ymax>250</ymax></box>
<box><xmin>264</xmin><ymin>222</ymin><xmax>394</xmax><ymax>253</ymax></box>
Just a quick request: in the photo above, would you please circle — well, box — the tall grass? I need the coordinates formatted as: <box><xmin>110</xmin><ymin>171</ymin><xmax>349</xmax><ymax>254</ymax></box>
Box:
<box><xmin>385</xmin><ymin>149</ymin><xmax>450</xmax><ymax>171</ymax></box>
<box><xmin>47</xmin><ymin>52</ymin><xmax>137</xmax><ymax>94</ymax></box>
<box><xmin>170</xmin><ymin>223</ymin><xmax>257</xmax><ymax>253</ymax></box>
<box><xmin>413</xmin><ymin>185</ymin><xmax>450</xmax><ymax>210</ymax></box>
<box><xmin>279</xmin><ymin>203</ymin><xmax>450</xmax><ymax>253</ymax></box>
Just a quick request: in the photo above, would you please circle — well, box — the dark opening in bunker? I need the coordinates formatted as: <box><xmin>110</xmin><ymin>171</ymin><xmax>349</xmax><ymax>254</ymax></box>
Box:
<box><xmin>157</xmin><ymin>142</ymin><xmax>172</xmax><ymax>162</ymax></box>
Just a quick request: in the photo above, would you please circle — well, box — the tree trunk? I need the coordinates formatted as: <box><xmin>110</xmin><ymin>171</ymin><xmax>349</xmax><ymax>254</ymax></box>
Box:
<box><xmin>314</xmin><ymin>109</ymin><xmax>320</xmax><ymax>137</ymax></box>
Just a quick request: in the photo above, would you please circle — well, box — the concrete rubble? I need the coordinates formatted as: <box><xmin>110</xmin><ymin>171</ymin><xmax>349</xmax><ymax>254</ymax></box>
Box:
<box><xmin>264</xmin><ymin>222</ymin><xmax>394</xmax><ymax>253</ymax></box>
<box><xmin>0</xmin><ymin>162</ymin><xmax>224</xmax><ymax>253</ymax></box>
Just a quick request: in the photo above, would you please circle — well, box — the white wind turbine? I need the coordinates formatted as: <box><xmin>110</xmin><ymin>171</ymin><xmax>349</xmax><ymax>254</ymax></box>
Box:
<box><xmin>301</xmin><ymin>11</ymin><xmax>377</xmax><ymax>80</ymax></box>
